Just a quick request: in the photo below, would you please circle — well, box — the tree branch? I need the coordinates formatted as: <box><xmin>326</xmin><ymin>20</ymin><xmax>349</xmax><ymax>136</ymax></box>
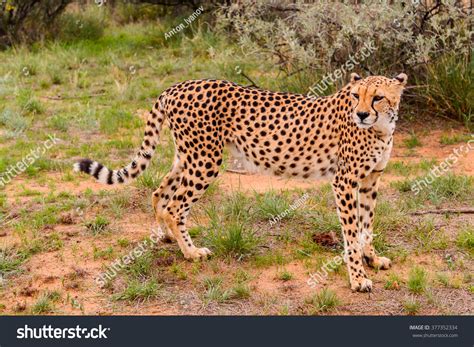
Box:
<box><xmin>410</xmin><ymin>208</ymin><xmax>474</xmax><ymax>216</ymax></box>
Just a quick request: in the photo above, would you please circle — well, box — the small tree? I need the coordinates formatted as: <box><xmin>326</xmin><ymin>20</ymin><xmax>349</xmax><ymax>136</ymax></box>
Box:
<box><xmin>0</xmin><ymin>0</ymin><xmax>72</xmax><ymax>48</ymax></box>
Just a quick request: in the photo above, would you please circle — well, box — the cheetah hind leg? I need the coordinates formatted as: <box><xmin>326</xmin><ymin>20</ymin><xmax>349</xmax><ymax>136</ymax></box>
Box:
<box><xmin>161</xmin><ymin>157</ymin><xmax>220</xmax><ymax>261</ymax></box>
<box><xmin>152</xmin><ymin>156</ymin><xmax>184</xmax><ymax>242</ymax></box>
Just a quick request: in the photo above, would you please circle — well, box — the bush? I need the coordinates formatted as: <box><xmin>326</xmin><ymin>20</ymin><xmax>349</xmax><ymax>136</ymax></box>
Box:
<box><xmin>216</xmin><ymin>0</ymin><xmax>473</xmax><ymax>125</ymax></box>
<box><xmin>218</xmin><ymin>1</ymin><xmax>471</xmax><ymax>77</ymax></box>
<box><xmin>420</xmin><ymin>54</ymin><xmax>473</xmax><ymax>129</ymax></box>
<box><xmin>113</xmin><ymin>2</ymin><xmax>167</xmax><ymax>24</ymax></box>
<box><xmin>55</xmin><ymin>9</ymin><xmax>105</xmax><ymax>42</ymax></box>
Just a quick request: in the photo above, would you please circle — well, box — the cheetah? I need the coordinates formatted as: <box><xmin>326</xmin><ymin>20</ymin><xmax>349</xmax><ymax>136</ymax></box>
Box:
<box><xmin>74</xmin><ymin>72</ymin><xmax>407</xmax><ymax>292</ymax></box>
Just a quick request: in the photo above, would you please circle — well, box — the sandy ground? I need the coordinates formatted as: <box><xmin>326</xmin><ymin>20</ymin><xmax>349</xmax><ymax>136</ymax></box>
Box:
<box><xmin>0</xmin><ymin>125</ymin><xmax>473</xmax><ymax>315</ymax></box>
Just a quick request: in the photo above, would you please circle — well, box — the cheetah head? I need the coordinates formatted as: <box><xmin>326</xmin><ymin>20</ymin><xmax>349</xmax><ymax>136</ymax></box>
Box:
<box><xmin>349</xmin><ymin>73</ymin><xmax>407</xmax><ymax>135</ymax></box>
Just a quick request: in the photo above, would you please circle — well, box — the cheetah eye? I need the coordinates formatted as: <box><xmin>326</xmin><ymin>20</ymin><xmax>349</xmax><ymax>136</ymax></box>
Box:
<box><xmin>351</xmin><ymin>93</ymin><xmax>359</xmax><ymax>99</ymax></box>
<box><xmin>373</xmin><ymin>95</ymin><xmax>384</xmax><ymax>102</ymax></box>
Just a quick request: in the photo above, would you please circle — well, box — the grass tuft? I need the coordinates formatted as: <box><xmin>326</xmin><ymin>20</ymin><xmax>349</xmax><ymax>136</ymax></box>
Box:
<box><xmin>304</xmin><ymin>288</ymin><xmax>340</xmax><ymax>314</ymax></box>
<box><xmin>205</xmin><ymin>222</ymin><xmax>259</xmax><ymax>259</ymax></box>
<box><xmin>407</xmin><ymin>267</ymin><xmax>428</xmax><ymax>294</ymax></box>
<box><xmin>277</xmin><ymin>270</ymin><xmax>293</xmax><ymax>281</ymax></box>
<box><xmin>403</xmin><ymin>296</ymin><xmax>421</xmax><ymax>315</ymax></box>
<box><xmin>31</xmin><ymin>291</ymin><xmax>61</xmax><ymax>314</ymax></box>
<box><xmin>85</xmin><ymin>215</ymin><xmax>110</xmax><ymax>235</ymax></box>
<box><xmin>403</xmin><ymin>132</ymin><xmax>422</xmax><ymax>149</ymax></box>
<box><xmin>384</xmin><ymin>273</ymin><xmax>402</xmax><ymax>290</ymax></box>
<box><xmin>456</xmin><ymin>226</ymin><xmax>474</xmax><ymax>254</ymax></box>
<box><xmin>113</xmin><ymin>279</ymin><xmax>160</xmax><ymax>301</ymax></box>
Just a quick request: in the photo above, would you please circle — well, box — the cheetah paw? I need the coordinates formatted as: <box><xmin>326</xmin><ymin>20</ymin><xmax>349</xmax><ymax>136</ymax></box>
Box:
<box><xmin>162</xmin><ymin>232</ymin><xmax>176</xmax><ymax>243</ymax></box>
<box><xmin>185</xmin><ymin>247</ymin><xmax>212</xmax><ymax>261</ymax></box>
<box><xmin>371</xmin><ymin>256</ymin><xmax>391</xmax><ymax>270</ymax></box>
<box><xmin>351</xmin><ymin>278</ymin><xmax>373</xmax><ymax>292</ymax></box>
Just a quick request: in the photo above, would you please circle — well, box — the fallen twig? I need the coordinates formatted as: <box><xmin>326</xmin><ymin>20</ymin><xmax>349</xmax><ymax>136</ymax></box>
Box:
<box><xmin>41</xmin><ymin>93</ymin><xmax>105</xmax><ymax>100</ymax></box>
<box><xmin>410</xmin><ymin>208</ymin><xmax>474</xmax><ymax>216</ymax></box>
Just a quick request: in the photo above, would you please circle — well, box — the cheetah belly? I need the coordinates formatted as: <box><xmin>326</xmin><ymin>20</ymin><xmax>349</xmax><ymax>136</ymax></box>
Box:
<box><xmin>226</xmin><ymin>142</ymin><xmax>261</xmax><ymax>173</ymax></box>
<box><xmin>225</xmin><ymin>141</ymin><xmax>338</xmax><ymax>180</ymax></box>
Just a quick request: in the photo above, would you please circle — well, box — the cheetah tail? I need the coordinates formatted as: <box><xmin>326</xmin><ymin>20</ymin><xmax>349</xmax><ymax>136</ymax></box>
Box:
<box><xmin>73</xmin><ymin>96</ymin><xmax>167</xmax><ymax>185</ymax></box>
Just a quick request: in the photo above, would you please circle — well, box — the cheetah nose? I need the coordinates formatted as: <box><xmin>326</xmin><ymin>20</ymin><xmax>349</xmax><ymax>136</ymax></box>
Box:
<box><xmin>357</xmin><ymin>112</ymin><xmax>370</xmax><ymax>121</ymax></box>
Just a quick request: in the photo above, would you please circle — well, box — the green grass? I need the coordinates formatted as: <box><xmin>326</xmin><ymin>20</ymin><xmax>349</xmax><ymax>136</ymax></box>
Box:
<box><xmin>253</xmin><ymin>252</ymin><xmax>289</xmax><ymax>268</ymax></box>
<box><xmin>113</xmin><ymin>279</ymin><xmax>160</xmax><ymax>301</ymax></box>
<box><xmin>456</xmin><ymin>226</ymin><xmax>474</xmax><ymax>254</ymax></box>
<box><xmin>0</xmin><ymin>108</ymin><xmax>29</xmax><ymax>138</ymax></box>
<box><xmin>123</xmin><ymin>249</ymin><xmax>154</xmax><ymax>279</ymax></box>
<box><xmin>222</xmin><ymin>192</ymin><xmax>252</xmax><ymax>223</ymax></box>
<box><xmin>17</xmin><ymin>89</ymin><xmax>44</xmax><ymax>115</ymax></box>
<box><xmin>384</xmin><ymin>273</ymin><xmax>402</xmax><ymax>290</ymax></box>
<box><xmin>310</xmin><ymin>211</ymin><xmax>340</xmax><ymax>234</ymax></box>
<box><xmin>203</xmin><ymin>276</ymin><xmax>231</xmax><ymax>303</ymax></box>
<box><xmin>439</xmin><ymin>133</ymin><xmax>472</xmax><ymax>145</ymax></box>
<box><xmin>386</xmin><ymin>159</ymin><xmax>437</xmax><ymax>176</ymax></box>
<box><xmin>169</xmin><ymin>263</ymin><xmax>187</xmax><ymax>280</ymax></box>
<box><xmin>436</xmin><ymin>273</ymin><xmax>451</xmax><ymax>287</ymax></box>
<box><xmin>108</xmin><ymin>191</ymin><xmax>133</xmax><ymax>218</ymax></box>
<box><xmin>205</xmin><ymin>222</ymin><xmax>259</xmax><ymax>259</ymax></box>
<box><xmin>424</xmin><ymin>174</ymin><xmax>474</xmax><ymax>204</ymax></box>
<box><xmin>395</xmin><ymin>174</ymin><xmax>473</xmax><ymax>207</ymax></box>
<box><xmin>403</xmin><ymin>132</ymin><xmax>422</xmax><ymax>149</ymax></box>
<box><xmin>93</xmin><ymin>246</ymin><xmax>115</xmax><ymax>260</ymax></box>
<box><xmin>229</xmin><ymin>283</ymin><xmax>251</xmax><ymax>299</ymax></box>
<box><xmin>407</xmin><ymin>219</ymin><xmax>449</xmax><ymax>252</ymax></box>
<box><xmin>403</xmin><ymin>297</ymin><xmax>421</xmax><ymax>315</ymax></box>
<box><xmin>254</xmin><ymin>190</ymin><xmax>296</xmax><ymax>221</ymax></box>
<box><xmin>304</xmin><ymin>288</ymin><xmax>340</xmax><ymax>314</ymax></box>
<box><xmin>85</xmin><ymin>215</ymin><xmax>110</xmax><ymax>235</ymax></box>
<box><xmin>117</xmin><ymin>238</ymin><xmax>130</xmax><ymax>248</ymax></box>
<box><xmin>31</xmin><ymin>291</ymin><xmax>61</xmax><ymax>314</ymax></box>
<box><xmin>0</xmin><ymin>248</ymin><xmax>26</xmax><ymax>277</ymax></box>
<box><xmin>277</xmin><ymin>270</ymin><xmax>293</xmax><ymax>281</ymax></box>
<box><xmin>407</xmin><ymin>267</ymin><xmax>428</xmax><ymax>294</ymax></box>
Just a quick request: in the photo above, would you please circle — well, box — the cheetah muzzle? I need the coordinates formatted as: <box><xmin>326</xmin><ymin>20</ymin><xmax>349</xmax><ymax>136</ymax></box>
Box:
<box><xmin>74</xmin><ymin>72</ymin><xmax>407</xmax><ymax>292</ymax></box>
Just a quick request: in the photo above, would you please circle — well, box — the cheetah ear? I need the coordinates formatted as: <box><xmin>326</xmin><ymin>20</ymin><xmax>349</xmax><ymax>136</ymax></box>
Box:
<box><xmin>394</xmin><ymin>73</ymin><xmax>408</xmax><ymax>86</ymax></box>
<box><xmin>350</xmin><ymin>73</ymin><xmax>362</xmax><ymax>84</ymax></box>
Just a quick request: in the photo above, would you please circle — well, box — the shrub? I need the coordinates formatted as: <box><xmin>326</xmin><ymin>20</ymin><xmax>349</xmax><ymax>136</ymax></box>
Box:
<box><xmin>113</xmin><ymin>2</ymin><xmax>167</xmax><ymax>24</ymax></box>
<box><xmin>216</xmin><ymin>1</ymin><xmax>473</xmax><ymax>124</ymax></box>
<box><xmin>420</xmin><ymin>54</ymin><xmax>473</xmax><ymax>129</ymax></box>
<box><xmin>55</xmin><ymin>9</ymin><xmax>105</xmax><ymax>42</ymax></box>
<box><xmin>0</xmin><ymin>108</ymin><xmax>29</xmax><ymax>138</ymax></box>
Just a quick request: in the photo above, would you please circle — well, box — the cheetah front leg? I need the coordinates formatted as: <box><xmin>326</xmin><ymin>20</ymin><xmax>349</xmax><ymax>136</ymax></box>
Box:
<box><xmin>332</xmin><ymin>173</ymin><xmax>372</xmax><ymax>292</ymax></box>
<box><xmin>358</xmin><ymin>170</ymin><xmax>391</xmax><ymax>270</ymax></box>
